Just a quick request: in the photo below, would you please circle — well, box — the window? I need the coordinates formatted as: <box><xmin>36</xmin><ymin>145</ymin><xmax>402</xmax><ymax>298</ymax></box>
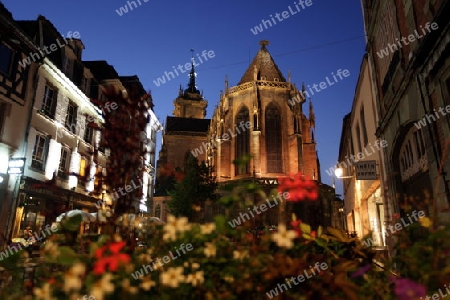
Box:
<box><xmin>40</xmin><ymin>85</ymin><xmax>57</xmax><ymax>119</ymax></box>
<box><xmin>265</xmin><ymin>103</ymin><xmax>282</xmax><ymax>173</ymax></box>
<box><xmin>0</xmin><ymin>102</ymin><xmax>8</xmax><ymax>137</ymax></box>
<box><xmin>65</xmin><ymin>101</ymin><xmax>78</xmax><ymax>133</ymax></box>
<box><xmin>94</xmin><ymin>165</ymin><xmax>103</xmax><ymax>190</ymax></box>
<box><xmin>81</xmin><ymin>77</ymin><xmax>90</xmax><ymax>96</ymax></box>
<box><xmin>154</xmin><ymin>204</ymin><xmax>161</xmax><ymax>218</ymax></box>
<box><xmin>0</xmin><ymin>43</ymin><xmax>14</xmax><ymax>75</ymax></box>
<box><xmin>235</xmin><ymin>106</ymin><xmax>250</xmax><ymax>175</ymax></box>
<box><xmin>355</xmin><ymin>123</ymin><xmax>362</xmax><ymax>154</ymax></box>
<box><xmin>84</xmin><ymin>117</ymin><xmax>94</xmax><ymax>143</ymax></box>
<box><xmin>79</xmin><ymin>157</ymin><xmax>86</xmax><ymax>178</ymax></box>
<box><xmin>400</xmin><ymin>128</ymin><xmax>428</xmax><ymax>181</ymax></box>
<box><xmin>62</xmin><ymin>56</ymin><xmax>72</xmax><ymax>77</ymax></box>
<box><xmin>58</xmin><ymin>147</ymin><xmax>70</xmax><ymax>179</ymax></box>
<box><xmin>31</xmin><ymin>134</ymin><xmax>48</xmax><ymax>170</ymax></box>
<box><xmin>360</xmin><ymin>106</ymin><xmax>368</xmax><ymax>147</ymax></box>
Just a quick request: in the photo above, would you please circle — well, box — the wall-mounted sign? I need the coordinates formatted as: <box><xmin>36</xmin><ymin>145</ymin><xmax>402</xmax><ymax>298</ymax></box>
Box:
<box><xmin>355</xmin><ymin>160</ymin><xmax>377</xmax><ymax>180</ymax></box>
<box><xmin>7</xmin><ymin>157</ymin><xmax>26</xmax><ymax>175</ymax></box>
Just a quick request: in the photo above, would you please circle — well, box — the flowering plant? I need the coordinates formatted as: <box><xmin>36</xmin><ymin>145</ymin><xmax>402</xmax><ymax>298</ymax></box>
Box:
<box><xmin>0</xmin><ymin>172</ymin><xmax>448</xmax><ymax>300</ymax></box>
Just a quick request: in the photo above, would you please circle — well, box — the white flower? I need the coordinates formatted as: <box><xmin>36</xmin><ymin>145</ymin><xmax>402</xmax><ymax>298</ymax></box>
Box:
<box><xmin>204</xmin><ymin>242</ymin><xmax>216</xmax><ymax>258</ymax></box>
<box><xmin>63</xmin><ymin>263</ymin><xmax>86</xmax><ymax>293</ymax></box>
<box><xmin>160</xmin><ymin>267</ymin><xmax>185</xmax><ymax>288</ymax></box>
<box><xmin>233</xmin><ymin>250</ymin><xmax>249</xmax><ymax>260</ymax></box>
<box><xmin>139</xmin><ymin>276</ymin><xmax>156</xmax><ymax>291</ymax></box>
<box><xmin>121</xmin><ymin>278</ymin><xmax>138</xmax><ymax>294</ymax></box>
<box><xmin>200</xmin><ymin>223</ymin><xmax>216</xmax><ymax>235</ymax></box>
<box><xmin>34</xmin><ymin>282</ymin><xmax>56</xmax><ymax>300</ymax></box>
<box><xmin>163</xmin><ymin>215</ymin><xmax>191</xmax><ymax>241</ymax></box>
<box><xmin>71</xmin><ymin>263</ymin><xmax>86</xmax><ymax>276</ymax></box>
<box><xmin>186</xmin><ymin>271</ymin><xmax>204</xmax><ymax>287</ymax></box>
<box><xmin>90</xmin><ymin>273</ymin><xmax>114</xmax><ymax>300</ymax></box>
<box><xmin>271</xmin><ymin>224</ymin><xmax>297</xmax><ymax>248</ymax></box>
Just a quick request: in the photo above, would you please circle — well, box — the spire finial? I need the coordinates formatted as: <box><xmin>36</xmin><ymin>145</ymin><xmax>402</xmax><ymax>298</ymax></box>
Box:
<box><xmin>259</xmin><ymin>40</ymin><xmax>269</xmax><ymax>49</ymax></box>
<box><xmin>187</xmin><ymin>48</ymin><xmax>197</xmax><ymax>93</ymax></box>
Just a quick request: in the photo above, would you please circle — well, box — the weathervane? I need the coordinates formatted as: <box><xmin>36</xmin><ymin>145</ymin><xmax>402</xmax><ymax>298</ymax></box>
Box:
<box><xmin>259</xmin><ymin>40</ymin><xmax>270</xmax><ymax>49</ymax></box>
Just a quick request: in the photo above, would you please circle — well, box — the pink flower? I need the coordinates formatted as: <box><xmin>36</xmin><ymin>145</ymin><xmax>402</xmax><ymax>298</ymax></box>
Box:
<box><xmin>394</xmin><ymin>278</ymin><xmax>426</xmax><ymax>300</ymax></box>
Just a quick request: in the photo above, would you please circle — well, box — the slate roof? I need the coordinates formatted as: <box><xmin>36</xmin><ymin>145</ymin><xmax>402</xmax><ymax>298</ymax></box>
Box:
<box><xmin>238</xmin><ymin>43</ymin><xmax>286</xmax><ymax>85</ymax></box>
<box><xmin>83</xmin><ymin>61</ymin><xmax>119</xmax><ymax>81</ymax></box>
<box><xmin>165</xmin><ymin>116</ymin><xmax>210</xmax><ymax>134</ymax></box>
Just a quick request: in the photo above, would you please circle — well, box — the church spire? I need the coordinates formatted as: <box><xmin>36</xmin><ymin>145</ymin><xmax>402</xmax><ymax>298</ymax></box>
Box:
<box><xmin>182</xmin><ymin>49</ymin><xmax>201</xmax><ymax>100</ymax></box>
<box><xmin>187</xmin><ymin>49</ymin><xmax>198</xmax><ymax>93</ymax></box>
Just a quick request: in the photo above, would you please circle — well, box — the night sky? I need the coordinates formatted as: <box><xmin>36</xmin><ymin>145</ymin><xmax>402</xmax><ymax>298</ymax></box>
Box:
<box><xmin>1</xmin><ymin>0</ymin><xmax>366</xmax><ymax>194</ymax></box>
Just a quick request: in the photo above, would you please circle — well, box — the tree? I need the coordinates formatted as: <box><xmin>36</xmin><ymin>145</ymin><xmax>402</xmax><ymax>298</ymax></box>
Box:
<box><xmin>167</xmin><ymin>154</ymin><xmax>217</xmax><ymax>221</ymax></box>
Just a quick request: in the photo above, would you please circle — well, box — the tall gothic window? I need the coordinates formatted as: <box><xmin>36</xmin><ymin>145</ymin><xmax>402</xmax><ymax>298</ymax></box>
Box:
<box><xmin>265</xmin><ymin>103</ymin><xmax>282</xmax><ymax>173</ymax></box>
<box><xmin>235</xmin><ymin>106</ymin><xmax>250</xmax><ymax>175</ymax></box>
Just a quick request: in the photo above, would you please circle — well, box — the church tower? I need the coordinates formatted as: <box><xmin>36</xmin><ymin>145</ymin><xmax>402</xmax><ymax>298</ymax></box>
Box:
<box><xmin>154</xmin><ymin>56</ymin><xmax>210</xmax><ymax>199</ymax></box>
<box><xmin>172</xmin><ymin>57</ymin><xmax>208</xmax><ymax>119</ymax></box>
<box><xmin>208</xmin><ymin>40</ymin><xmax>320</xmax><ymax>182</ymax></box>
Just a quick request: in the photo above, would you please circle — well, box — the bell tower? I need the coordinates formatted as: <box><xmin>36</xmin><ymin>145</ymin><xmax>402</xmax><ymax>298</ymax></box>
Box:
<box><xmin>173</xmin><ymin>51</ymin><xmax>208</xmax><ymax>119</ymax></box>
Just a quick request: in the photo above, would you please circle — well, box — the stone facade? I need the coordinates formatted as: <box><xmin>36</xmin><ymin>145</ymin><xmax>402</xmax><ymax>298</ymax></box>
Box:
<box><xmin>362</xmin><ymin>0</ymin><xmax>450</xmax><ymax>224</ymax></box>
<box><xmin>155</xmin><ymin>41</ymin><xmax>322</xmax><ymax>225</ymax></box>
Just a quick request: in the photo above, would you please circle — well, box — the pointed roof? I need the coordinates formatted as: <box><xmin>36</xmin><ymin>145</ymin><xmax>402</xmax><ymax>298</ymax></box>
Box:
<box><xmin>238</xmin><ymin>40</ymin><xmax>286</xmax><ymax>85</ymax></box>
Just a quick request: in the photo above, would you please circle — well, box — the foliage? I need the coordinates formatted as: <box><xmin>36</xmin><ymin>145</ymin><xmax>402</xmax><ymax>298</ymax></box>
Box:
<box><xmin>95</xmin><ymin>85</ymin><xmax>153</xmax><ymax>215</ymax></box>
<box><xmin>0</xmin><ymin>171</ymin><xmax>448</xmax><ymax>299</ymax></box>
<box><xmin>167</xmin><ymin>154</ymin><xmax>217</xmax><ymax>220</ymax></box>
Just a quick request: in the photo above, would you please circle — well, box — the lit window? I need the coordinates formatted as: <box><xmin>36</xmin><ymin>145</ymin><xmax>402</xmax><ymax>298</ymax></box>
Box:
<box><xmin>84</xmin><ymin>117</ymin><xmax>94</xmax><ymax>143</ymax></box>
<box><xmin>40</xmin><ymin>85</ymin><xmax>57</xmax><ymax>119</ymax></box>
<box><xmin>79</xmin><ymin>157</ymin><xmax>86</xmax><ymax>177</ymax></box>
<box><xmin>65</xmin><ymin>101</ymin><xmax>78</xmax><ymax>133</ymax></box>
<box><xmin>31</xmin><ymin>134</ymin><xmax>48</xmax><ymax>170</ymax></box>
<box><xmin>58</xmin><ymin>147</ymin><xmax>70</xmax><ymax>179</ymax></box>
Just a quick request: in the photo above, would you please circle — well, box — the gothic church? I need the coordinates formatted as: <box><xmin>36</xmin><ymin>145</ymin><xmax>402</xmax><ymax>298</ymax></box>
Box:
<box><xmin>154</xmin><ymin>40</ymin><xmax>320</xmax><ymax>223</ymax></box>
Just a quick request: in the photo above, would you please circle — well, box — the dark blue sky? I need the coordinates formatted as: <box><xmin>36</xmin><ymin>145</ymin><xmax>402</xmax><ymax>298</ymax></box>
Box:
<box><xmin>2</xmin><ymin>0</ymin><xmax>366</xmax><ymax>192</ymax></box>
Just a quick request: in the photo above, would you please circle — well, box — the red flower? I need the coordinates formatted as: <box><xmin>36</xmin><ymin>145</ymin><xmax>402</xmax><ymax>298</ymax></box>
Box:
<box><xmin>290</xmin><ymin>219</ymin><xmax>302</xmax><ymax>238</ymax></box>
<box><xmin>278</xmin><ymin>172</ymin><xmax>318</xmax><ymax>202</ymax></box>
<box><xmin>93</xmin><ymin>241</ymin><xmax>131</xmax><ymax>275</ymax></box>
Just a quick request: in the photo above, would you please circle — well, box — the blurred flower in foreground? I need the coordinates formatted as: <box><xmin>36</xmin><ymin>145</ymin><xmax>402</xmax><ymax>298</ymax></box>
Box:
<box><xmin>91</xmin><ymin>273</ymin><xmax>115</xmax><ymax>300</ymax></box>
<box><xmin>278</xmin><ymin>172</ymin><xmax>318</xmax><ymax>202</ymax></box>
<box><xmin>419</xmin><ymin>217</ymin><xmax>432</xmax><ymax>228</ymax></box>
<box><xmin>393</xmin><ymin>278</ymin><xmax>426</xmax><ymax>300</ymax></box>
<box><xmin>290</xmin><ymin>214</ymin><xmax>302</xmax><ymax>238</ymax></box>
<box><xmin>351</xmin><ymin>264</ymin><xmax>372</xmax><ymax>278</ymax></box>
<box><xmin>163</xmin><ymin>215</ymin><xmax>191</xmax><ymax>241</ymax></box>
<box><xmin>93</xmin><ymin>241</ymin><xmax>131</xmax><ymax>275</ymax></box>
<box><xmin>160</xmin><ymin>267</ymin><xmax>185</xmax><ymax>288</ymax></box>
<box><xmin>271</xmin><ymin>224</ymin><xmax>297</xmax><ymax>248</ymax></box>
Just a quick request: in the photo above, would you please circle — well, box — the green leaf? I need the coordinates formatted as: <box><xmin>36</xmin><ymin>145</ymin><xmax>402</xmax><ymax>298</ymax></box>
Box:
<box><xmin>55</xmin><ymin>246</ymin><xmax>78</xmax><ymax>265</ymax></box>
<box><xmin>300</xmin><ymin>223</ymin><xmax>311</xmax><ymax>234</ymax></box>
<box><xmin>61</xmin><ymin>214</ymin><xmax>83</xmax><ymax>231</ymax></box>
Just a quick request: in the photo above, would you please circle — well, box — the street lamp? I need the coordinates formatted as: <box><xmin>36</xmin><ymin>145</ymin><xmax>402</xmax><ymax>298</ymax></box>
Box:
<box><xmin>334</xmin><ymin>167</ymin><xmax>353</xmax><ymax>179</ymax></box>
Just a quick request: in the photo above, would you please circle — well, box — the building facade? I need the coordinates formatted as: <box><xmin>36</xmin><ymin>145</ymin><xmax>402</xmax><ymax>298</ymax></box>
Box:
<box><xmin>0</xmin><ymin>3</ymin><xmax>39</xmax><ymax>243</ymax></box>
<box><xmin>156</xmin><ymin>41</ymin><xmax>326</xmax><ymax>226</ymax></box>
<box><xmin>337</xmin><ymin>55</ymin><xmax>388</xmax><ymax>252</ymax></box>
<box><xmin>362</xmin><ymin>0</ymin><xmax>450</xmax><ymax>224</ymax></box>
<box><xmin>0</xmin><ymin>5</ymin><xmax>162</xmax><ymax>246</ymax></box>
